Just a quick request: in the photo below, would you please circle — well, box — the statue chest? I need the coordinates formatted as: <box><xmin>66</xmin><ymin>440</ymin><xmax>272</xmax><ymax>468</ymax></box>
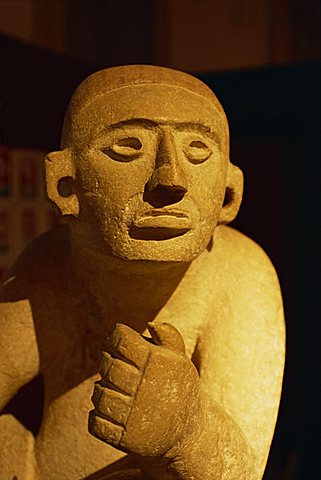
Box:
<box><xmin>35</xmin><ymin>277</ymin><xmax>211</xmax><ymax>478</ymax></box>
<box><xmin>36</xmin><ymin>375</ymin><xmax>131</xmax><ymax>479</ymax></box>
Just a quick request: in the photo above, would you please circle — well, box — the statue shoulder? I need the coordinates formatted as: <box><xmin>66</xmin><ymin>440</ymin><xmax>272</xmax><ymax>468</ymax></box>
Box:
<box><xmin>212</xmin><ymin>225</ymin><xmax>281</xmax><ymax>287</ymax></box>
<box><xmin>1</xmin><ymin>224</ymin><xmax>70</xmax><ymax>302</ymax></box>
<box><xmin>206</xmin><ymin>224</ymin><xmax>284</xmax><ymax>331</ymax></box>
<box><xmin>200</xmin><ymin>225</ymin><xmax>285</xmax><ymax>471</ymax></box>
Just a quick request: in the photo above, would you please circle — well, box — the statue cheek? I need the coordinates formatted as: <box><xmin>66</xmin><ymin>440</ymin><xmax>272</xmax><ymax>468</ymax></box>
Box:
<box><xmin>192</xmin><ymin>177</ymin><xmax>224</xmax><ymax>220</ymax></box>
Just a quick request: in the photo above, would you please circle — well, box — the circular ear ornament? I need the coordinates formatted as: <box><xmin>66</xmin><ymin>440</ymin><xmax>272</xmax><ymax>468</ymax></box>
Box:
<box><xmin>218</xmin><ymin>163</ymin><xmax>243</xmax><ymax>225</ymax></box>
<box><xmin>44</xmin><ymin>149</ymin><xmax>79</xmax><ymax>218</ymax></box>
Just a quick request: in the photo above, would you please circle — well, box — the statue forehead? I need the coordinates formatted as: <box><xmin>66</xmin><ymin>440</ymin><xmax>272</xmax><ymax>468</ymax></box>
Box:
<box><xmin>67</xmin><ymin>65</ymin><xmax>223</xmax><ymax>111</ymax></box>
<box><xmin>62</xmin><ymin>65</ymin><xmax>228</xmax><ymax>147</ymax></box>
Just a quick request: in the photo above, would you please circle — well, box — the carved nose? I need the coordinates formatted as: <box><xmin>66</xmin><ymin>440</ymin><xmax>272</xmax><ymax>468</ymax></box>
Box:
<box><xmin>146</xmin><ymin>127</ymin><xmax>188</xmax><ymax>199</ymax></box>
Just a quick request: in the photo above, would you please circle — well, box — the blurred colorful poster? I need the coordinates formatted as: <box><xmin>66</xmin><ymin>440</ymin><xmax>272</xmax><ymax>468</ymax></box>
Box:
<box><xmin>18</xmin><ymin>155</ymin><xmax>39</xmax><ymax>198</ymax></box>
<box><xmin>0</xmin><ymin>146</ymin><xmax>49</xmax><ymax>275</ymax></box>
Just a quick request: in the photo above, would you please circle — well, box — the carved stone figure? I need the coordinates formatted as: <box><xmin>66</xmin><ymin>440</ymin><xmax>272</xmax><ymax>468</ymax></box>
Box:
<box><xmin>0</xmin><ymin>66</ymin><xmax>285</xmax><ymax>479</ymax></box>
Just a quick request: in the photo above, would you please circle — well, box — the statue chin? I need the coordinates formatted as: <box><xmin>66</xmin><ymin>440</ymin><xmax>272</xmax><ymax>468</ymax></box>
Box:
<box><xmin>108</xmin><ymin>228</ymin><xmax>214</xmax><ymax>265</ymax></box>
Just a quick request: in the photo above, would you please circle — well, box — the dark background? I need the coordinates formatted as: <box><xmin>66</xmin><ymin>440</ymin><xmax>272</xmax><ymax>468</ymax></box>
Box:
<box><xmin>1</xmin><ymin>1</ymin><xmax>320</xmax><ymax>479</ymax></box>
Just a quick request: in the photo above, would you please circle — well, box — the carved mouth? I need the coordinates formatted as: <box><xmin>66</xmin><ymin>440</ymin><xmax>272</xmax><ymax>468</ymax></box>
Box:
<box><xmin>143</xmin><ymin>208</ymin><xmax>190</xmax><ymax>219</ymax></box>
<box><xmin>129</xmin><ymin>225</ymin><xmax>190</xmax><ymax>240</ymax></box>
<box><xmin>130</xmin><ymin>209</ymin><xmax>192</xmax><ymax>240</ymax></box>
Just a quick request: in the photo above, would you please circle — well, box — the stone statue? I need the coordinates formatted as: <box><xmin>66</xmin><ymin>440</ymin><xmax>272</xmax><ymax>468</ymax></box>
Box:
<box><xmin>0</xmin><ymin>66</ymin><xmax>285</xmax><ymax>480</ymax></box>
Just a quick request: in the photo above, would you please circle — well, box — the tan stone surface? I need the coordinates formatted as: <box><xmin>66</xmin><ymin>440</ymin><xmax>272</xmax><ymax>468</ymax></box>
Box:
<box><xmin>0</xmin><ymin>414</ymin><xmax>36</xmax><ymax>479</ymax></box>
<box><xmin>0</xmin><ymin>66</ymin><xmax>285</xmax><ymax>479</ymax></box>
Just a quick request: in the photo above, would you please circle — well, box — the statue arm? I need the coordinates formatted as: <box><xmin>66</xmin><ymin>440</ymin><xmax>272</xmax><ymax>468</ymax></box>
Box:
<box><xmin>139</xmin><ymin>240</ymin><xmax>285</xmax><ymax>480</ymax></box>
<box><xmin>179</xmin><ymin>237</ymin><xmax>286</xmax><ymax>480</ymax></box>
<box><xmin>0</xmin><ymin>252</ymin><xmax>43</xmax><ymax>411</ymax></box>
<box><xmin>0</xmin><ymin>299</ymin><xmax>40</xmax><ymax>479</ymax></box>
<box><xmin>0</xmin><ymin>299</ymin><xmax>40</xmax><ymax>411</ymax></box>
<box><xmin>138</xmin><ymin>394</ymin><xmax>258</xmax><ymax>480</ymax></box>
<box><xmin>89</xmin><ymin>322</ymin><xmax>259</xmax><ymax>480</ymax></box>
<box><xmin>89</xmin><ymin>233</ymin><xmax>285</xmax><ymax>480</ymax></box>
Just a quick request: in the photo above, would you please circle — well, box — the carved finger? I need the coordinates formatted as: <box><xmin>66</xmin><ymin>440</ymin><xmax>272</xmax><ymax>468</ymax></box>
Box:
<box><xmin>148</xmin><ymin>322</ymin><xmax>186</xmax><ymax>354</ymax></box>
<box><xmin>98</xmin><ymin>351</ymin><xmax>113</xmax><ymax>378</ymax></box>
<box><xmin>88</xmin><ymin>410</ymin><xmax>123</xmax><ymax>447</ymax></box>
<box><xmin>102</xmin><ymin>358</ymin><xmax>141</xmax><ymax>396</ymax></box>
<box><xmin>107</xmin><ymin>324</ymin><xmax>150</xmax><ymax>368</ymax></box>
<box><xmin>91</xmin><ymin>383</ymin><xmax>133</xmax><ymax>426</ymax></box>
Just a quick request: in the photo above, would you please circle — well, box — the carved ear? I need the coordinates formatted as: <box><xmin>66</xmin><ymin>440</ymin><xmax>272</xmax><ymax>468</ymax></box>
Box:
<box><xmin>218</xmin><ymin>163</ymin><xmax>243</xmax><ymax>224</ymax></box>
<box><xmin>44</xmin><ymin>149</ymin><xmax>79</xmax><ymax>217</ymax></box>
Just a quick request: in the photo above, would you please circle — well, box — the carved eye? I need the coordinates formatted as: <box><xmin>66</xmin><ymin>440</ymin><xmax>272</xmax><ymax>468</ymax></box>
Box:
<box><xmin>184</xmin><ymin>140</ymin><xmax>211</xmax><ymax>164</ymax></box>
<box><xmin>102</xmin><ymin>137</ymin><xmax>143</xmax><ymax>161</ymax></box>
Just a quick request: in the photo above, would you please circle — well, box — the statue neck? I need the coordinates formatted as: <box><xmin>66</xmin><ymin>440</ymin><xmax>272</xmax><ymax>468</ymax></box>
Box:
<box><xmin>69</xmin><ymin>233</ymin><xmax>190</xmax><ymax>333</ymax></box>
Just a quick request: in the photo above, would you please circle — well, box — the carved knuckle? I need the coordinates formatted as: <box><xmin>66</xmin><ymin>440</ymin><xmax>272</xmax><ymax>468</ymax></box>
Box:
<box><xmin>98</xmin><ymin>351</ymin><xmax>113</xmax><ymax>378</ymax></box>
<box><xmin>106</xmin><ymin>359</ymin><xmax>141</xmax><ymax>396</ymax></box>
<box><xmin>116</xmin><ymin>340</ymin><xmax>150</xmax><ymax>368</ymax></box>
<box><xmin>108</xmin><ymin>323</ymin><xmax>138</xmax><ymax>347</ymax></box>
<box><xmin>92</xmin><ymin>383</ymin><xmax>133</xmax><ymax>426</ymax></box>
<box><xmin>88</xmin><ymin>410</ymin><xmax>123</xmax><ymax>446</ymax></box>
<box><xmin>91</xmin><ymin>383</ymin><xmax>103</xmax><ymax>407</ymax></box>
<box><xmin>107</xmin><ymin>324</ymin><xmax>150</xmax><ymax>368</ymax></box>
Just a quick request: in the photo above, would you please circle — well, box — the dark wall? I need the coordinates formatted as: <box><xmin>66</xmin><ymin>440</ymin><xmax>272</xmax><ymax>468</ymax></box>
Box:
<box><xmin>200</xmin><ymin>65</ymin><xmax>321</xmax><ymax>480</ymax></box>
<box><xmin>65</xmin><ymin>0</ymin><xmax>155</xmax><ymax>67</ymax></box>
<box><xmin>1</xmin><ymin>34</ymin><xmax>99</xmax><ymax>149</ymax></box>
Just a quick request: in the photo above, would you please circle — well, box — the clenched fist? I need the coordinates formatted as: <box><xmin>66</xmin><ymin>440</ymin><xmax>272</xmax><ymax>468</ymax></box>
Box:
<box><xmin>88</xmin><ymin>322</ymin><xmax>201</xmax><ymax>458</ymax></box>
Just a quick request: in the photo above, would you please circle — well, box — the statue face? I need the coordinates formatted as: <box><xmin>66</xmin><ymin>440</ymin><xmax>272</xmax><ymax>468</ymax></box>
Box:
<box><xmin>70</xmin><ymin>85</ymin><xmax>229</xmax><ymax>263</ymax></box>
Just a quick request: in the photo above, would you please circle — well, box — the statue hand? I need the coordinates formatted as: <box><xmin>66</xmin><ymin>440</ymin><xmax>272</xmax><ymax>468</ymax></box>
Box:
<box><xmin>89</xmin><ymin>322</ymin><xmax>201</xmax><ymax>458</ymax></box>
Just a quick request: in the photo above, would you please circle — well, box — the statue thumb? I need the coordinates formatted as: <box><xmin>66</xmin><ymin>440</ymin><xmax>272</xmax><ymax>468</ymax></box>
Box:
<box><xmin>147</xmin><ymin>322</ymin><xmax>186</xmax><ymax>354</ymax></box>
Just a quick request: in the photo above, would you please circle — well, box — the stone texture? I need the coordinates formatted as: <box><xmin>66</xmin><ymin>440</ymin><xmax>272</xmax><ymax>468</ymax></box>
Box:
<box><xmin>0</xmin><ymin>65</ymin><xmax>285</xmax><ymax>479</ymax></box>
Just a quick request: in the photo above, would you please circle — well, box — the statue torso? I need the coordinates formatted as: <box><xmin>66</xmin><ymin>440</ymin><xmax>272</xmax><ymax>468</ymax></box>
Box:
<box><xmin>1</xmin><ymin>224</ymin><xmax>283</xmax><ymax>479</ymax></box>
<box><xmin>5</xmin><ymin>225</ymin><xmax>213</xmax><ymax>478</ymax></box>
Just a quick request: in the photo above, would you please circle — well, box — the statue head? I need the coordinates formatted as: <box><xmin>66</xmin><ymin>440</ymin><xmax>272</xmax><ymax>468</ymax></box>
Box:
<box><xmin>45</xmin><ymin>65</ymin><xmax>243</xmax><ymax>263</ymax></box>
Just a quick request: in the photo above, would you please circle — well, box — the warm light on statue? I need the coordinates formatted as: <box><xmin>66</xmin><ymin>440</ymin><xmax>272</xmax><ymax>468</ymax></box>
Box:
<box><xmin>0</xmin><ymin>65</ymin><xmax>285</xmax><ymax>480</ymax></box>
